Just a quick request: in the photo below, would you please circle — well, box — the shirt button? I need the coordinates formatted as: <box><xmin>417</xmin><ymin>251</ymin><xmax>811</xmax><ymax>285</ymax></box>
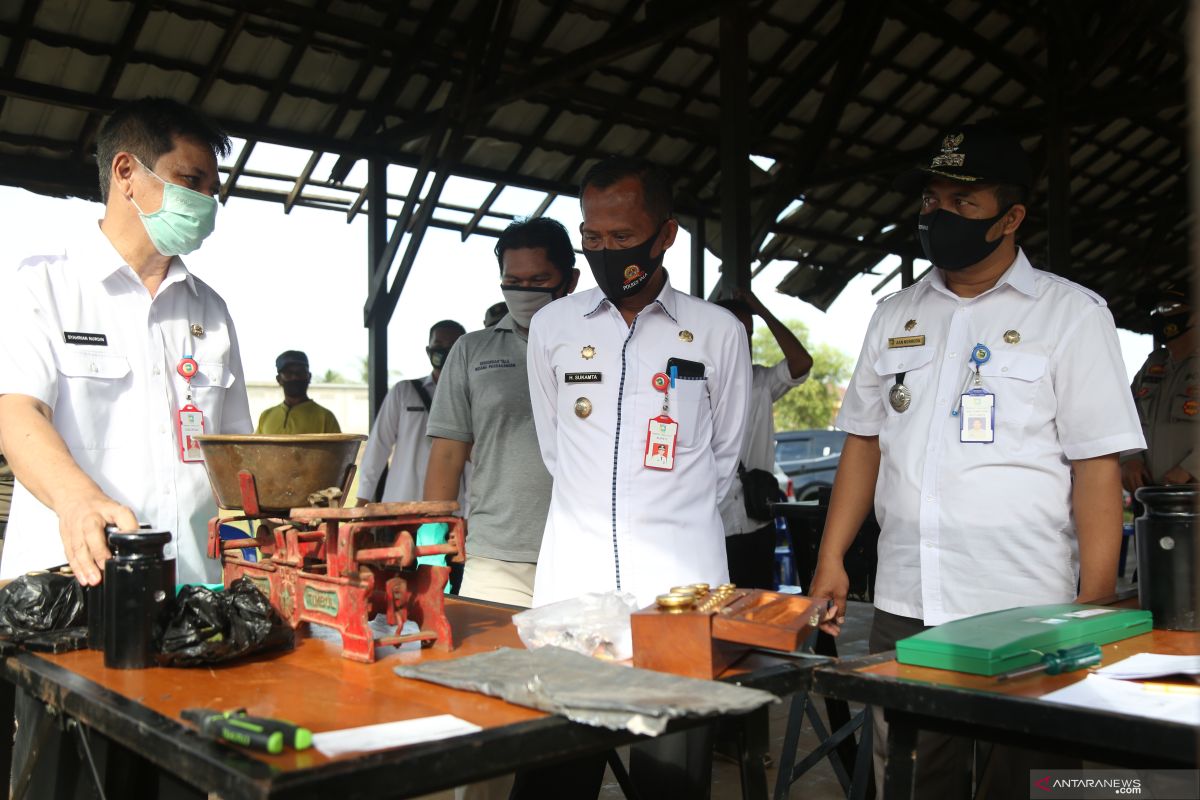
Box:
<box><xmin>153</xmin><ymin>366</ymin><xmax>161</xmax><ymax>376</ymax></box>
<box><xmin>160</xmin><ymin>426</ymin><xmax>167</xmax><ymax>434</ymax></box>
<box><xmin>948</xmin><ymin>352</ymin><xmax>957</xmax><ymax>359</ymax></box>
<box><xmin>924</xmin><ymin>541</ymin><xmax>934</xmax><ymax>548</ymax></box>
<box><xmin>1001</xmin><ymin>366</ymin><xmax>1009</xmax><ymax>373</ymax></box>
<box><xmin>925</xmin><ymin>495</ymin><xmax>935</xmax><ymax>502</ymax></box>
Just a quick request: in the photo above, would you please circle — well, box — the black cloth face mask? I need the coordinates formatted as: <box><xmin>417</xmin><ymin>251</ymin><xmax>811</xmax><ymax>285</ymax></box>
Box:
<box><xmin>1152</xmin><ymin>313</ymin><xmax>1190</xmax><ymax>342</ymax></box>
<box><xmin>427</xmin><ymin>347</ymin><xmax>450</xmax><ymax>369</ymax></box>
<box><xmin>281</xmin><ymin>379</ymin><xmax>309</xmax><ymax>397</ymax></box>
<box><xmin>918</xmin><ymin>207</ymin><xmax>1011</xmax><ymax>272</ymax></box>
<box><xmin>583</xmin><ymin>224</ymin><xmax>665</xmax><ymax>303</ymax></box>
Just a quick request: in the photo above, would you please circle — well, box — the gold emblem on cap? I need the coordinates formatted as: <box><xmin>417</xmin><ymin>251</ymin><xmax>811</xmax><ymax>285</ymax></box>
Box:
<box><xmin>1003</xmin><ymin>329</ymin><xmax>1020</xmax><ymax>344</ymax></box>
<box><xmin>904</xmin><ymin>319</ymin><xmax>917</xmax><ymax>331</ymax></box>
<box><xmin>581</xmin><ymin>344</ymin><xmax>596</xmax><ymax>360</ymax></box>
<box><xmin>574</xmin><ymin>397</ymin><xmax>592</xmax><ymax>418</ymax></box>
<box><xmin>190</xmin><ymin>323</ymin><xmax>205</xmax><ymax>337</ymax></box>
<box><xmin>679</xmin><ymin>330</ymin><xmax>694</xmax><ymax>343</ymax></box>
<box><xmin>942</xmin><ymin>132</ymin><xmax>964</xmax><ymax>150</ymax></box>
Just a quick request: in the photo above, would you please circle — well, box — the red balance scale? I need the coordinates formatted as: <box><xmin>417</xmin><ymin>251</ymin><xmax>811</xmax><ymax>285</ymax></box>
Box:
<box><xmin>198</xmin><ymin>435</ymin><xmax>466</xmax><ymax>663</ymax></box>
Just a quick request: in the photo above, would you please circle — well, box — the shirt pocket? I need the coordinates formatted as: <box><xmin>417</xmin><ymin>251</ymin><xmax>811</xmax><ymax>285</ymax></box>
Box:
<box><xmin>1170</xmin><ymin>390</ymin><xmax>1199</xmax><ymax>422</ymax></box>
<box><xmin>55</xmin><ymin>350</ymin><xmax>132</xmax><ymax>449</ymax></box>
<box><xmin>872</xmin><ymin>346</ymin><xmax>935</xmax><ymax>419</ymax></box>
<box><xmin>977</xmin><ymin>351</ymin><xmax>1048</xmax><ymax>435</ymax></box>
<box><xmin>189</xmin><ymin>361</ymin><xmax>235</xmax><ymax>420</ymax></box>
<box><xmin>672</xmin><ymin>376</ymin><xmax>708</xmax><ymax>449</ymax></box>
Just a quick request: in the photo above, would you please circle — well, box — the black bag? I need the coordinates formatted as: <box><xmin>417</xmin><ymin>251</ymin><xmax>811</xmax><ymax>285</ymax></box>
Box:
<box><xmin>738</xmin><ymin>463</ymin><xmax>784</xmax><ymax>521</ymax></box>
<box><xmin>156</xmin><ymin>578</ymin><xmax>293</xmax><ymax>666</ymax></box>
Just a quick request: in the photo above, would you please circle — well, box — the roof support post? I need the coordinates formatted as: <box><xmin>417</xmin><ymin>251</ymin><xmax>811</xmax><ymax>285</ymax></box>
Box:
<box><xmin>718</xmin><ymin>0</ymin><xmax>750</xmax><ymax>296</ymax></box>
<box><xmin>1046</xmin><ymin>18</ymin><xmax>1072</xmax><ymax>272</ymax></box>
<box><xmin>366</xmin><ymin>158</ymin><xmax>389</xmax><ymax>422</ymax></box>
<box><xmin>691</xmin><ymin>215</ymin><xmax>706</xmax><ymax>297</ymax></box>
<box><xmin>900</xmin><ymin>255</ymin><xmax>914</xmax><ymax>288</ymax></box>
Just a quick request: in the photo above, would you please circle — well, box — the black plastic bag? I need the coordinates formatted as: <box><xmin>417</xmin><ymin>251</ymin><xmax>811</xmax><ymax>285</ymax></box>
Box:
<box><xmin>156</xmin><ymin>577</ymin><xmax>292</xmax><ymax>666</ymax></box>
<box><xmin>0</xmin><ymin>572</ymin><xmax>85</xmax><ymax>640</ymax></box>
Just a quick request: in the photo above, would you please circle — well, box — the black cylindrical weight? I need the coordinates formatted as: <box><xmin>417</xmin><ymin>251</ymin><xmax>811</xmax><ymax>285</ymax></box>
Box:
<box><xmin>102</xmin><ymin>529</ymin><xmax>175</xmax><ymax>668</ymax></box>
<box><xmin>1134</xmin><ymin>485</ymin><xmax>1197</xmax><ymax>631</ymax></box>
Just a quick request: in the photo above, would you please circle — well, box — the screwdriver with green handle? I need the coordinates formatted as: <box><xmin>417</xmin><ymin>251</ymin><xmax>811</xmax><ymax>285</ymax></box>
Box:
<box><xmin>182</xmin><ymin>708</ymin><xmax>313</xmax><ymax>753</ymax></box>
<box><xmin>994</xmin><ymin>643</ymin><xmax>1103</xmax><ymax>683</ymax></box>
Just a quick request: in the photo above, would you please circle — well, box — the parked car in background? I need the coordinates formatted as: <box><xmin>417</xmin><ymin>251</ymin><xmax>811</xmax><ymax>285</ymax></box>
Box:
<box><xmin>774</xmin><ymin>462</ymin><xmax>793</xmax><ymax>501</ymax></box>
<box><xmin>774</xmin><ymin>429</ymin><xmax>847</xmax><ymax>501</ymax></box>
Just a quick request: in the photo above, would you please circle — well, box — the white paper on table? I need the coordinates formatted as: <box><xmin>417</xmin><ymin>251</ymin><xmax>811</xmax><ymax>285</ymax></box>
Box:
<box><xmin>1040</xmin><ymin>674</ymin><xmax>1200</xmax><ymax>726</ymax></box>
<box><xmin>312</xmin><ymin>715</ymin><xmax>482</xmax><ymax>757</ymax></box>
<box><xmin>1094</xmin><ymin>653</ymin><xmax>1200</xmax><ymax>680</ymax></box>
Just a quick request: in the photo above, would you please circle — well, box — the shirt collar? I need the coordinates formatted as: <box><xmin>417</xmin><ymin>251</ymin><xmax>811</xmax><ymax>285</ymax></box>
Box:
<box><xmin>926</xmin><ymin>248</ymin><xmax>1036</xmax><ymax>301</ymax></box>
<box><xmin>493</xmin><ymin>312</ymin><xmax>529</xmax><ymax>341</ymax></box>
<box><xmin>78</xmin><ymin>221</ymin><xmax>198</xmax><ymax>296</ymax></box>
<box><xmin>583</xmin><ymin>270</ymin><xmax>678</xmax><ymax>323</ymax></box>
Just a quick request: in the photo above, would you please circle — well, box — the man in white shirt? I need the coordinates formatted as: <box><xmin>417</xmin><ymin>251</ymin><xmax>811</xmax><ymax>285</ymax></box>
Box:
<box><xmin>809</xmin><ymin>124</ymin><xmax>1145</xmax><ymax>797</ymax></box>
<box><xmin>715</xmin><ymin>288</ymin><xmax>812</xmax><ymax>589</ymax></box>
<box><xmin>0</xmin><ymin>96</ymin><xmax>253</xmax><ymax>798</ymax></box>
<box><xmin>525</xmin><ymin>155</ymin><xmax>750</xmax><ymax>800</ymax></box>
<box><xmin>356</xmin><ymin>321</ymin><xmax>466</xmax><ymax>504</ymax></box>
<box><xmin>0</xmin><ymin>97</ymin><xmax>252</xmax><ymax>588</ymax></box>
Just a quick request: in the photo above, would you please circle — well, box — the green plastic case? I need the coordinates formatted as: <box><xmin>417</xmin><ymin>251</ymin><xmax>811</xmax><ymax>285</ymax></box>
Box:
<box><xmin>895</xmin><ymin>604</ymin><xmax>1153</xmax><ymax>676</ymax></box>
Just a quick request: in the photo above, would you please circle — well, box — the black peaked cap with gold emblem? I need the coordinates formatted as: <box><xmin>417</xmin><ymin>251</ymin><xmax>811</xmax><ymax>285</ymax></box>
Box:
<box><xmin>895</xmin><ymin>124</ymin><xmax>1033</xmax><ymax>195</ymax></box>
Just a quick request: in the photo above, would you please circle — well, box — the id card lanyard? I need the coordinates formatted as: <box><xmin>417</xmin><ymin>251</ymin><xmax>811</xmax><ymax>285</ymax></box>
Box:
<box><xmin>176</xmin><ymin>354</ymin><xmax>205</xmax><ymax>462</ymax></box>
<box><xmin>957</xmin><ymin>343</ymin><xmax>995</xmax><ymax>444</ymax></box>
<box><xmin>645</xmin><ymin>367</ymin><xmax>679</xmax><ymax>470</ymax></box>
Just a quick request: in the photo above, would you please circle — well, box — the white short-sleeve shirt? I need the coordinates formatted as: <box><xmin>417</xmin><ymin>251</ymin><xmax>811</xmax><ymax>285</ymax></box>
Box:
<box><xmin>719</xmin><ymin>360</ymin><xmax>807</xmax><ymax>536</ymax></box>
<box><xmin>837</xmin><ymin>249</ymin><xmax>1145</xmax><ymax>625</ymax></box>
<box><xmin>527</xmin><ymin>275</ymin><xmax>752</xmax><ymax>608</ymax></box>
<box><xmin>0</xmin><ymin>221</ymin><xmax>252</xmax><ymax>584</ymax></box>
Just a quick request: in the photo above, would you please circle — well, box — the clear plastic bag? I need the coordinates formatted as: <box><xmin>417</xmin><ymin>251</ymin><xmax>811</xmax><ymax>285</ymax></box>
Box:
<box><xmin>512</xmin><ymin>591</ymin><xmax>638</xmax><ymax>661</ymax></box>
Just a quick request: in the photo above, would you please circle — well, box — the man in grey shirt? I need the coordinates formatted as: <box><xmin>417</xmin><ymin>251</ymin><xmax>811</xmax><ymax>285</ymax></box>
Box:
<box><xmin>424</xmin><ymin>217</ymin><xmax>579</xmax><ymax>607</ymax></box>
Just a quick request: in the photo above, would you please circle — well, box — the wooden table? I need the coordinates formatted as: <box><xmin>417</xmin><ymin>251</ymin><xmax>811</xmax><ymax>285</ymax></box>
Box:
<box><xmin>812</xmin><ymin>626</ymin><xmax>1200</xmax><ymax>800</ymax></box>
<box><xmin>0</xmin><ymin>597</ymin><xmax>820</xmax><ymax>800</ymax></box>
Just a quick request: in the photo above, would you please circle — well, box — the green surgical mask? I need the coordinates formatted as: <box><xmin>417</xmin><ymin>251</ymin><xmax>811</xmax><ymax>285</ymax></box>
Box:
<box><xmin>129</xmin><ymin>158</ymin><xmax>218</xmax><ymax>256</ymax></box>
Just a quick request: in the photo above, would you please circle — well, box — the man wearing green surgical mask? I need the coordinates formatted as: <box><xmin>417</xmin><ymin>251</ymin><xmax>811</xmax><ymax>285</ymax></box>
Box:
<box><xmin>0</xmin><ymin>97</ymin><xmax>252</xmax><ymax>796</ymax></box>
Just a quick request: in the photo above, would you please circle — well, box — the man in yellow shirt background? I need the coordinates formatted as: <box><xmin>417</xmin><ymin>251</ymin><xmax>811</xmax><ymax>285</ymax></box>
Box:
<box><xmin>256</xmin><ymin>350</ymin><xmax>341</xmax><ymax>434</ymax></box>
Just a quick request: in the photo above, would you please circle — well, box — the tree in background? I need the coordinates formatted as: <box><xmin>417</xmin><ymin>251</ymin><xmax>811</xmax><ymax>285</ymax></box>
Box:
<box><xmin>752</xmin><ymin>321</ymin><xmax>852</xmax><ymax>431</ymax></box>
<box><xmin>320</xmin><ymin>368</ymin><xmax>347</xmax><ymax>384</ymax></box>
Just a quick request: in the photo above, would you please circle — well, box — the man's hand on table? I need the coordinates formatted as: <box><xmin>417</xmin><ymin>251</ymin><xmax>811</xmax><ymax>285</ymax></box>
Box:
<box><xmin>58</xmin><ymin>492</ymin><xmax>138</xmax><ymax>585</ymax></box>
<box><xmin>808</xmin><ymin>560</ymin><xmax>849</xmax><ymax>636</ymax></box>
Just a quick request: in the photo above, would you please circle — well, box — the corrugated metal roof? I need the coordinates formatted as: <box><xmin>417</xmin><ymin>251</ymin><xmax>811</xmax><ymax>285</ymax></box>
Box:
<box><xmin>0</xmin><ymin>0</ymin><xmax>1188</xmax><ymax>330</ymax></box>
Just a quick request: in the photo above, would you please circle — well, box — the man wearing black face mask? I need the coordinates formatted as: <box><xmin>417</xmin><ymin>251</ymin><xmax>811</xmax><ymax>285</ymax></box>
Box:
<box><xmin>523</xmin><ymin>156</ymin><xmax>750</xmax><ymax>800</ymax></box>
<box><xmin>808</xmin><ymin>124</ymin><xmax>1144</xmax><ymax>799</ymax></box>
<box><xmin>1122</xmin><ymin>284</ymin><xmax>1197</xmax><ymax>492</ymax></box>
<box><xmin>357</xmin><ymin>321</ymin><xmax>466</xmax><ymax>506</ymax></box>
<box><xmin>256</xmin><ymin>350</ymin><xmax>340</xmax><ymax>434</ymax></box>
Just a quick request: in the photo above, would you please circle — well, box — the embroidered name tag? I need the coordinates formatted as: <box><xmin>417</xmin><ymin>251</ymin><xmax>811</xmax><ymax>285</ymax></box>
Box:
<box><xmin>887</xmin><ymin>336</ymin><xmax>925</xmax><ymax>349</ymax></box>
<box><xmin>565</xmin><ymin>372</ymin><xmax>603</xmax><ymax>384</ymax></box>
<box><xmin>405</xmin><ymin>406</ymin><xmax>426</xmax><ymax>412</ymax></box>
<box><xmin>63</xmin><ymin>331</ymin><xmax>108</xmax><ymax>346</ymax></box>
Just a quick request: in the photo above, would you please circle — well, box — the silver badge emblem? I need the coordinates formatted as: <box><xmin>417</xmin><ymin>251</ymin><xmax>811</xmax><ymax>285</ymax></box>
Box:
<box><xmin>888</xmin><ymin>382</ymin><xmax>912</xmax><ymax>413</ymax></box>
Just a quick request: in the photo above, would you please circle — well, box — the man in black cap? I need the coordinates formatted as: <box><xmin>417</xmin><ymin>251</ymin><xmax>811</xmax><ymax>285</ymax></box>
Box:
<box><xmin>1122</xmin><ymin>283</ymin><xmax>1197</xmax><ymax>493</ymax></box>
<box><xmin>809</xmin><ymin>124</ymin><xmax>1145</xmax><ymax>797</ymax></box>
<box><xmin>256</xmin><ymin>350</ymin><xmax>341</xmax><ymax>434</ymax></box>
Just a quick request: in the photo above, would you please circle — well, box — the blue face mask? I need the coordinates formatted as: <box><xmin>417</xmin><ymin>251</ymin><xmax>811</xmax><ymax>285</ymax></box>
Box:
<box><xmin>129</xmin><ymin>158</ymin><xmax>218</xmax><ymax>256</ymax></box>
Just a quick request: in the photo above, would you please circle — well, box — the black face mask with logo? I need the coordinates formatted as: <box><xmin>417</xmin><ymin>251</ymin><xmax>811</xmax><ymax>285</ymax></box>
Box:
<box><xmin>1152</xmin><ymin>314</ymin><xmax>1190</xmax><ymax>342</ymax></box>
<box><xmin>918</xmin><ymin>207</ymin><xmax>1011</xmax><ymax>272</ymax></box>
<box><xmin>427</xmin><ymin>347</ymin><xmax>451</xmax><ymax>370</ymax></box>
<box><xmin>583</xmin><ymin>224</ymin><xmax>665</xmax><ymax>303</ymax></box>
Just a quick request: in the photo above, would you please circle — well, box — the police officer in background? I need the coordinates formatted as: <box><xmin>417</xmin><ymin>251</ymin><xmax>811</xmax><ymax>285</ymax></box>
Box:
<box><xmin>808</xmin><ymin>124</ymin><xmax>1145</xmax><ymax>798</ymax></box>
<box><xmin>1122</xmin><ymin>283</ymin><xmax>1197</xmax><ymax>493</ymax></box>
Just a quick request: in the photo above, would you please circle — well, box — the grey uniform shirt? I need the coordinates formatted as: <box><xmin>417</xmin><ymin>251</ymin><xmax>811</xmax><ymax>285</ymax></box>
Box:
<box><xmin>427</xmin><ymin>313</ymin><xmax>549</xmax><ymax>562</ymax></box>
<box><xmin>1126</xmin><ymin>347</ymin><xmax>1199</xmax><ymax>482</ymax></box>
